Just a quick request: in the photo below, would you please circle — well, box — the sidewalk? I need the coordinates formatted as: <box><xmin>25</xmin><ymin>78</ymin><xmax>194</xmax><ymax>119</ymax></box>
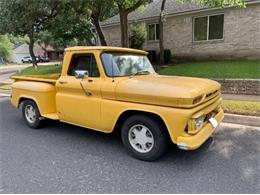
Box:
<box><xmin>222</xmin><ymin>94</ymin><xmax>259</xmax><ymax>101</ymax></box>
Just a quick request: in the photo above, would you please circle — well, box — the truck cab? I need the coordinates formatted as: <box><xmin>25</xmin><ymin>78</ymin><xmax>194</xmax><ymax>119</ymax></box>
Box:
<box><xmin>11</xmin><ymin>46</ymin><xmax>224</xmax><ymax>161</ymax></box>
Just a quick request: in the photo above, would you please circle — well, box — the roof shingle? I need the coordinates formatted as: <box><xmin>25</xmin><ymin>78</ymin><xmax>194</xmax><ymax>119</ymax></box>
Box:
<box><xmin>101</xmin><ymin>0</ymin><xmax>202</xmax><ymax>26</ymax></box>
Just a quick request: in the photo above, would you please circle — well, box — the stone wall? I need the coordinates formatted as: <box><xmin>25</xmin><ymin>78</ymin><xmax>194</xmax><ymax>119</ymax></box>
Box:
<box><xmin>214</xmin><ymin>79</ymin><xmax>260</xmax><ymax>95</ymax></box>
<box><xmin>101</xmin><ymin>3</ymin><xmax>260</xmax><ymax>60</ymax></box>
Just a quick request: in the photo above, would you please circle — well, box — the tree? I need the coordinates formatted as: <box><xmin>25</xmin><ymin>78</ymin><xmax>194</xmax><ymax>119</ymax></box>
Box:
<box><xmin>0</xmin><ymin>35</ymin><xmax>14</xmax><ymax>61</ymax></box>
<box><xmin>44</xmin><ymin>2</ymin><xmax>94</xmax><ymax>50</ymax></box>
<box><xmin>159</xmin><ymin>0</ymin><xmax>166</xmax><ymax>65</ymax></box>
<box><xmin>88</xmin><ymin>0</ymin><xmax>118</xmax><ymax>46</ymax></box>
<box><xmin>158</xmin><ymin>0</ymin><xmax>245</xmax><ymax>65</ymax></box>
<box><xmin>0</xmin><ymin>0</ymin><xmax>62</xmax><ymax>68</ymax></box>
<box><xmin>129</xmin><ymin>23</ymin><xmax>146</xmax><ymax>49</ymax></box>
<box><xmin>8</xmin><ymin>35</ymin><xmax>29</xmax><ymax>46</ymax></box>
<box><xmin>115</xmin><ymin>0</ymin><xmax>149</xmax><ymax>47</ymax></box>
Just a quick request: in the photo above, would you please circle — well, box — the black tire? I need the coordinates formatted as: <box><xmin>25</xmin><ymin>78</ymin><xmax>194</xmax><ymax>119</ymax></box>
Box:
<box><xmin>121</xmin><ymin>114</ymin><xmax>168</xmax><ymax>161</ymax></box>
<box><xmin>22</xmin><ymin>100</ymin><xmax>41</xmax><ymax>129</ymax></box>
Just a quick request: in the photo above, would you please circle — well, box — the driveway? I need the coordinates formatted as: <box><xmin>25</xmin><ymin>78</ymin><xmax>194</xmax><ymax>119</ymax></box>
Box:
<box><xmin>0</xmin><ymin>97</ymin><xmax>259</xmax><ymax>193</ymax></box>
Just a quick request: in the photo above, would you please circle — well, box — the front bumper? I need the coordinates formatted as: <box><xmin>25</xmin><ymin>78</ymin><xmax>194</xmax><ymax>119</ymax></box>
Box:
<box><xmin>176</xmin><ymin>108</ymin><xmax>224</xmax><ymax>150</ymax></box>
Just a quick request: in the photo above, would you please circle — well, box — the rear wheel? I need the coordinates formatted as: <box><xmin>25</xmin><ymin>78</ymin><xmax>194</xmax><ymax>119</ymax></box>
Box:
<box><xmin>22</xmin><ymin>100</ymin><xmax>41</xmax><ymax>129</ymax></box>
<box><xmin>121</xmin><ymin>115</ymin><xmax>168</xmax><ymax>161</ymax></box>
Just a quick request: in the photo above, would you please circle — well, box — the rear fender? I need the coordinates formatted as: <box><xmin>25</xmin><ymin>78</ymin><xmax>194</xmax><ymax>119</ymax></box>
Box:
<box><xmin>11</xmin><ymin>81</ymin><xmax>57</xmax><ymax>115</ymax></box>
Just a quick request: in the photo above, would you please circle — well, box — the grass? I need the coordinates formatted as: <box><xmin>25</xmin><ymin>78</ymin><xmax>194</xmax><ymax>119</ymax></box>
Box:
<box><xmin>0</xmin><ymin>83</ymin><xmax>11</xmax><ymax>90</ymax></box>
<box><xmin>14</xmin><ymin>65</ymin><xmax>62</xmax><ymax>79</ymax></box>
<box><xmin>159</xmin><ymin>60</ymin><xmax>260</xmax><ymax>79</ymax></box>
<box><xmin>222</xmin><ymin>100</ymin><xmax>260</xmax><ymax>117</ymax></box>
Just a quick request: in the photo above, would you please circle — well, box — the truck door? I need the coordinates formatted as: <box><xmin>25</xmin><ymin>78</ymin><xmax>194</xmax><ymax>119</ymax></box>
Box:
<box><xmin>56</xmin><ymin>53</ymin><xmax>102</xmax><ymax>130</ymax></box>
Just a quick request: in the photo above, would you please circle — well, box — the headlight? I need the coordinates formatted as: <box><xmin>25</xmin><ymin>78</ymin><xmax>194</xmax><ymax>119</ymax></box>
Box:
<box><xmin>195</xmin><ymin>116</ymin><xmax>204</xmax><ymax>129</ymax></box>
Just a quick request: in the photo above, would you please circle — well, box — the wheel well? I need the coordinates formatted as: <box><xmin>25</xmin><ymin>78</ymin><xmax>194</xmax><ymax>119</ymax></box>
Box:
<box><xmin>18</xmin><ymin>97</ymin><xmax>35</xmax><ymax>108</ymax></box>
<box><xmin>114</xmin><ymin>110</ymin><xmax>170</xmax><ymax>138</ymax></box>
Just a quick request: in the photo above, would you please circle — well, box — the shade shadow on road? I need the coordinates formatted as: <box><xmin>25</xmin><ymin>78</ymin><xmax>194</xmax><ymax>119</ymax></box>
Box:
<box><xmin>1</xmin><ymin>98</ymin><xmax>259</xmax><ymax>193</ymax></box>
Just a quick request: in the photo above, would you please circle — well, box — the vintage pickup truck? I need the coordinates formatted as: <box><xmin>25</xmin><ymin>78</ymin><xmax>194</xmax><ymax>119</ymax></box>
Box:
<box><xmin>11</xmin><ymin>46</ymin><xmax>224</xmax><ymax>161</ymax></box>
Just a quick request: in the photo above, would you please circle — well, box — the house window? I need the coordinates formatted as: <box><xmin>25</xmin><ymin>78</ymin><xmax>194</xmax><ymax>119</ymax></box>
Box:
<box><xmin>193</xmin><ymin>14</ymin><xmax>224</xmax><ymax>41</ymax></box>
<box><xmin>148</xmin><ymin>23</ymin><xmax>159</xmax><ymax>41</ymax></box>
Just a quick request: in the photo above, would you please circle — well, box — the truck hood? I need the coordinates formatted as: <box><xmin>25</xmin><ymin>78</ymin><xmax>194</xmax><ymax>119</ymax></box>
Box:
<box><xmin>115</xmin><ymin>74</ymin><xmax>221</xmax><ymax>108</ymax></box>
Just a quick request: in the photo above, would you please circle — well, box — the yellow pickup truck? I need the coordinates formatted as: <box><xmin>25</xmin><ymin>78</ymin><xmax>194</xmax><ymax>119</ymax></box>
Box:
<box><xmin>11</xmin><ymin>46</ymin><xmax>224</xmax><ymax>161</ymax></box>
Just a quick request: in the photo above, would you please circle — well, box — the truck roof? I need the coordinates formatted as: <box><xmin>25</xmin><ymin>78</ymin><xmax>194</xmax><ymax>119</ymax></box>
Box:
<box><xmin>65</xmin><ymin>46</ymin><xmax>148</xmax><ymax>55</ymax></box>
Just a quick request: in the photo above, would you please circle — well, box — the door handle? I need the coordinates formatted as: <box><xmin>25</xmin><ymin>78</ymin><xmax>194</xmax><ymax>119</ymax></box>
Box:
<box><xmin>59</xmin><ymin>80</ymin><xmax>67</xmax><ymax>84</ymax></box>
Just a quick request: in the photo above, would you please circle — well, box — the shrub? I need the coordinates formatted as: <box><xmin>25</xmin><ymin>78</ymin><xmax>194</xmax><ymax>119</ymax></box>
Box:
<box><xmin>0</xmin><ymin>34</ymin><xmax>13</xmax><ymax>60</ymax></box>
<box><xmin>129</xmin><ymin>23</ymin><xmax>146</xmax><ymax>49</ymax></box>
<box><xmin>157</xmin><ymin>49</ymin><xmax>172</xmax><ymax>64</ymax></box>
<box><xmin>164</xmin><ymin>49</ymin><xmax>172</xmax><ymax>64</ymax></box>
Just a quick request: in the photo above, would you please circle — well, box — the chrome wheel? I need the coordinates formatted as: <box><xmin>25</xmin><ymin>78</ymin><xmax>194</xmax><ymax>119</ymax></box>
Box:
<box><xmin>128</xmin><ymin>124</ymin><xmax>154</xmax><ymax>153</ymax></box>
<box><xmin>24</xmin><ymin>105</ymin><xmax>36</xmax><ymax>123</ymax></box>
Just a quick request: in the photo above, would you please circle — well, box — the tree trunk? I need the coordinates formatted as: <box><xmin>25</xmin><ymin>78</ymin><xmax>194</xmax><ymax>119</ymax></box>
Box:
<box><xmin>119</xmin><ymin>11</ymin><xmax>129</xmax><ymax>48</ymax></box>
<box><xmin>28</xmin><ymin>35</ymin><xmax>38</xmax><ymax>68</ymax></box>
<box><xmin>92</xmin><ymin>15</ymin><xmax>107</xmax><ymax>46</ymax></box>
<box><xmin>159</xmin><ymin>0</ymin><xmax>166</xmax><ymax>66</ymax></box>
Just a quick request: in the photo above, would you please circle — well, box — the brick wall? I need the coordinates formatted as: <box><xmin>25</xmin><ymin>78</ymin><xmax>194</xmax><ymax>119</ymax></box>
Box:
<box><xmin>214</xmin><ymin>79</ymin><xmax>260</xmax><ymax>95</ymax></box>
<box><xmin>101</xmin><ymin>3</ymin><xmax>260</xmax><ymax>60</ymax></box>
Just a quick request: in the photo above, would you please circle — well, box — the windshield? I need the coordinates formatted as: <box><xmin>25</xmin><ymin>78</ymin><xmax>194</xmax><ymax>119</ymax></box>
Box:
<box><xmin>101</xmin><ymin>53</ymin><xmax>155</xmax><ymax>77</ymax></box>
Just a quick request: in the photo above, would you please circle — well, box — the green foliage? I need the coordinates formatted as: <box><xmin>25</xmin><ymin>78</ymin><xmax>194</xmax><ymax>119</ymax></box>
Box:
<box><xmin>0</xmin><ymin>35</ymin><xmax>14</xmax><ymax>60</ymax></box>
<box><xmin>44</xmin><ymin>5</ymin><xmax>94</xmax><ymax>49</ymax></box>
<box><xmin>0</xmin><ymin>0</ymin><xmax>95</xmax><ymax>51</ymax></box>
<box><xmin>8</xmin><ymin>35</ymin><xmax>29</xmax><ymax>45</ymax></box>
<box><xmin>178</xmin><ymin>0</ymin><xmax>246</xmax><ymax>8</ymax></box>
<box><xmin>115</xmin><ymin>0</ymin><xmax>151</xmax><ymax>10</ymax></box>
<box><xmin>129</xmin><ymin>23</ymin><xmax>146</xmax><ymax>49</ymax></box>
<box><xmin>159</xmin><ymin>60</ymin><xmax>260</xmax><ymax>79</ymax></box>
<box><xmin>0</xmin><ymin>0</ymin><xmax>62</xmax><ymax>36</ymax></box>
<box><xmin>87</xmin><ymin>0</ymin><xmax>118</xmax><ymax>21</ymax></box>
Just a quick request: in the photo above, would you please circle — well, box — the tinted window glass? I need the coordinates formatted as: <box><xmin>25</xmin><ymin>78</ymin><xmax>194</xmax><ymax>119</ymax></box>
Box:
<box><xmin>194</xmin><ymin>16</ymin><xmax>208</xmax><ymax>41</ymax></box>
<box><xmin>68</xmin><ymin>54</ymin><xmax>100</xmax><ymax>77</ymax></box>
<box><xmin>209</xmin><ymin>14</ymin><xmax>224</xmax><ymax>40</ymax></box>
<box><xmin>148</xmin><ymin>24</ymin><xmax>155</xmax><ymax>40</ymax></box>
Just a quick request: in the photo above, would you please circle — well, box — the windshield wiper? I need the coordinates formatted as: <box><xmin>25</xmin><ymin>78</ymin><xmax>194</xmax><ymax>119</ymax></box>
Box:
<box><xmin>131</xmin><ymin>70</ymin><xmax>151</xmax><ymax>76</ymax></box>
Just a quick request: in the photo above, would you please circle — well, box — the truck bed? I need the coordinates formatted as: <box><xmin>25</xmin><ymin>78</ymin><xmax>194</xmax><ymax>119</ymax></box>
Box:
<box><xmin>11</xmin><ymin>74</ymin><xmax>60</xmax><ymax>84</ymax></box>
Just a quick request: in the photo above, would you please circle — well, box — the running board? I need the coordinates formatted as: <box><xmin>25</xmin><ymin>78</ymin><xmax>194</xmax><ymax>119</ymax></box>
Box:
<box><xmin>42</xmin><ymin>113</ymin><xmax>59</xmax><ymax>120</ymax></box>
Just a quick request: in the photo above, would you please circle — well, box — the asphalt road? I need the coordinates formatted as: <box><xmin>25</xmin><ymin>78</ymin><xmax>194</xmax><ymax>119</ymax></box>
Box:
<box><xmin>0</xmin><ymin>72</ymin><xmax>14</xmax><ymax>84</ymax></box>
<box><xmin>0</xmin><ymin>97</ymin><xmax>259</xmax><ymax>193</ymax></box>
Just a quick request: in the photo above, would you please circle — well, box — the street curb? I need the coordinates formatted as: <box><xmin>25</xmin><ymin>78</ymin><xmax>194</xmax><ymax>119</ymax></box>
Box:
<box><xmin>223</xmin><ymin>113</ymin><xmax>260</xmax><ymax>127</ymax></box>
<box><xmin>0</xmin><ymin>93</ymin><xmax>11</xmax><ymax>97</ymax></box>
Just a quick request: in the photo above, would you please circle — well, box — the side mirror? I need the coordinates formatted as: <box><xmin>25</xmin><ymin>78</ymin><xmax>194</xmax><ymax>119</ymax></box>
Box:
<box><xmin>75</xmin><ymin>70</ymin><xmax>89</xmax><ymax>79</ymax></box>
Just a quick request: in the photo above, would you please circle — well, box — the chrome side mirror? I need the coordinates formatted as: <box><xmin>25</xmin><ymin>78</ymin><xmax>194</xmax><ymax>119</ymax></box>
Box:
<box><xmin>75</xmin><ymin>70</ymin><xmax>89</xmax><ymax>79</ymax></box>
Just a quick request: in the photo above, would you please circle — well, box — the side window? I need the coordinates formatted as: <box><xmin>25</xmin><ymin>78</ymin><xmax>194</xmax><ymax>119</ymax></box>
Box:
<box><xmin>68</xmin><ymin>54</ymin><xmax>100</xmax><ymax>77</ymax></box>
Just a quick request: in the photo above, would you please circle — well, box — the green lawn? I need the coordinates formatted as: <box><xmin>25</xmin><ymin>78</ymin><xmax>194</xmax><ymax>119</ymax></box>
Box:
<box><xmin>14</xmin><ymin>65</ymin><xmax>62</xmax><ymax>76</ymax></box>
<box><xmin>222</xmin><ymin>100</ymin><xmax>260</xmax><ymax>117</ymax></box>
<box><xmin>159</xmin><ymin>60</ymin><xmax>260</xmax><ymax>79</ymax></box>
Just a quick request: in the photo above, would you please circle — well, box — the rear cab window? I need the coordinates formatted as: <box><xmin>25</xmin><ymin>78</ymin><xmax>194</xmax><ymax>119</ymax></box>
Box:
<box><xmin>67</xmin><ymin>53</ymin><xmax>100</xmax><ymax>77</ymax></box>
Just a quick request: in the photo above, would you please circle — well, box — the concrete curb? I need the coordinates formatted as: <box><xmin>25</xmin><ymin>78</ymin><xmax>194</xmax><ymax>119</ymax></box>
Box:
<box><xmin>0</xmin><ymin>93</ymin><xmax>11</xmax><ymax>97</ymax></box>
<box><xmin>223</xmin><ymin>113</ymin><xmax>260</xmax><ymax>127</ymax></box>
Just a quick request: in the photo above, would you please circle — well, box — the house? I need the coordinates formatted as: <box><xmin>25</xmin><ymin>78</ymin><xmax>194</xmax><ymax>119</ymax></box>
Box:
<box><xmin>12</xmin><ymin>43</ymin><xmax>62</xmax><ymax>63</ymax></box>
<box><xmin>100</xmin><ymin>0</ymin><xmax>260</xmax><ymax>61</ymax></box>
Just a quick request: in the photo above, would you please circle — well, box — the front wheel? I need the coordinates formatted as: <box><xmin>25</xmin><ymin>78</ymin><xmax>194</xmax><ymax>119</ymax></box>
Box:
<box><xmin>22</xmin><ymin>100</ymin><xmax>41</xmax><ymax>129</ymax></box>
<box><xmin>121</xmin><ymin>115</ymin><xmax>168</xmax><ymax>161</ymax></box>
